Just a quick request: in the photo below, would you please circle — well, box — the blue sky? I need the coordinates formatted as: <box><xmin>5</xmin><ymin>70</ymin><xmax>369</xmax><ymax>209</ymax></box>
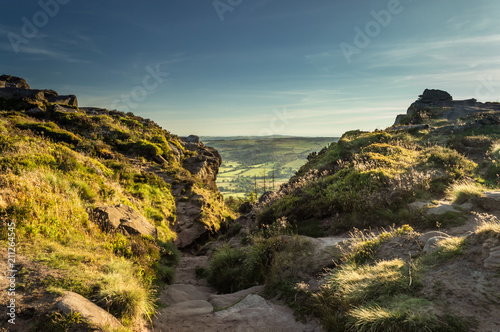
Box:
<box><xmin>1</xmin><ymin>0</ymin><xmax>499</xmax><ymax>136</ymax></box>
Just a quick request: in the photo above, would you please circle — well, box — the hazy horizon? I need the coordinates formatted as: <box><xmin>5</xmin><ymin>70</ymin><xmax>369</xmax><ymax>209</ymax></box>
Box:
<box><xmin>2</xmin><ymin>0</ymin><xmax>499</xmax><ymax>137</ymax></box>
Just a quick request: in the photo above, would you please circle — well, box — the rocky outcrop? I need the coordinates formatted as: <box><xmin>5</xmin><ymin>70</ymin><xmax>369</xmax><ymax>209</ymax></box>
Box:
<box><xmin>0</xmin><ymin>75</ymin><xmax>78</xmax><ymax>109</ymax></box>
<box><xmin>181</xmin><ymin>135</ymin><xmax>222</xmax><ymax>189</ymax></box>
<box><xmin>88</xmin><ymin>205</ymin><xmax>157</xmax><ymax>237</ymax></box>
<box><xmin>393</xmin><ymin>89</ymin><xmax>500</xmax><ymax>127</ymax></box>
<box><xmin>418</xmin><ymin>89</ymin><xmax>452</xmax><ymax>103</ymax></box>
<box><xmin>0</xmin><ymin>75</ymin><xmax>30</xmax><ymax>89</ymax></box>
<box><xmin>47</xmin><ymin>94</ymin><xmax>78</xmax><ymax>107</ymax></box>
<box><xmin>57</xmin><ymin>291</ymin><xmax>123</xmax><ymax>330</ymax></box>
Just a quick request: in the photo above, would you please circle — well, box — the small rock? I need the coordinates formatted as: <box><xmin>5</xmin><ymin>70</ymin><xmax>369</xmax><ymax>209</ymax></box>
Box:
<box><xmin>418</xmin><ymin>231</ymin><xmax>450</xmax><ymax>244</ymax></box>
<box><xmin>408</xmin><ymin>201</ymin><xmax>430</xmax><ymax>211</ymax></box>
<box><xmin>423</xmin><ymin>236</ymin><xmax>449</xmax><ymax>254</ymax></box>
<box><xmin>57</xmin><ymin>292</ymin><xmax>122</xmax><ymax>329</ymax></box>
<box><xmin>208</xmin><ymin>286</ymin><xmax>265</xmax><ymax>309</ymax></box>
<box><xmin>426</xmin><ymin>204</ymin><xmax>459</xmax><ymax>216</ymax></box>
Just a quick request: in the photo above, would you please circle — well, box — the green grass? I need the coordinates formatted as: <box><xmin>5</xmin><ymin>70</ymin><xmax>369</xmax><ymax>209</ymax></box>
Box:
<box><xmin>446</xmin><ymin>179</ymin><xmax>486</xmax><ymax>204</ymax></box>
<box><xmin>0</xmin><ymin>107</ymin><xmax>236</xmax><ymax>329</ymax></box>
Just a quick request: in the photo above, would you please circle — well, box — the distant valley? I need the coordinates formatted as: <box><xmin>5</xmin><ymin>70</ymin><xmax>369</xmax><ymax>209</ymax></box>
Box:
<box><xmin>201</xmin><ymin>136</ymin><xmax>339</xmax><ymax>197</ymax></box>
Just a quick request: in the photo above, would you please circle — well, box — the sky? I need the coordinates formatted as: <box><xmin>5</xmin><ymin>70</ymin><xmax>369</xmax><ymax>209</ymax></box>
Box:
<box><xmin>1</xmin><ymin>0</ymin><xmax>499</xmax><ymax>137</ymax></box>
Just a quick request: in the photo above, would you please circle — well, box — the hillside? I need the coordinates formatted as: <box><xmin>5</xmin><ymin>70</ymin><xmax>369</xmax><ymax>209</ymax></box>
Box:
<box><xmin>0</xmin><ymin>75</ymin><xmax>233</xmax><ymax>330</ymax></box>
<box><xmin>199</xmin><ymin>89</ymin><xmax>500</xmax><ymax>332</ymax></box>
<box><xmin>202</xmin><ymin>136</ymin><xmax>338</xmax><ymax>197</ymax></box>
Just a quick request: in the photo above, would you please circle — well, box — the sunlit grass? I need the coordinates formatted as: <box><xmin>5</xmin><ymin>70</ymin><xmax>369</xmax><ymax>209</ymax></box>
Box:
<box><xmin>446</xmin><ymin>179</ymin><xmax>486</xmax><ymax>204</ymax></box>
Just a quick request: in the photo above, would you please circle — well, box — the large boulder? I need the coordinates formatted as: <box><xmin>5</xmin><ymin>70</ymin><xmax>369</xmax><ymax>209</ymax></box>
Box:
<box><xmin>0</xmin><ymin>75</ymin><xmax>30</xmax><ymax>89</ymax></box>
<box><xmin>418</xmin><ymin>89</ymin><xmax>453</xmax><ymax>103</ymax></box>
<box><xmin>89</xmin><ymin>205</ymin><xmax>157</xmax><ymax>237</ymax></box>
<box><xmin>47</xmin><ymin>94</ymin><xmax>78</xmax><ymax>107</ymax></box>
<box><xmin>57</xmin><ymin>291</ymin><xmax>122</xmax><ymax>329</ymax></box>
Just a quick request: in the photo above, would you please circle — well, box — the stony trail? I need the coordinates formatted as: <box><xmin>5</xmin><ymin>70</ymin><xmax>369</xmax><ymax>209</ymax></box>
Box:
<box><xmin>152</xmin><ymin>251</ymin><xmax>325</xmax><ymax>332</ymax></box>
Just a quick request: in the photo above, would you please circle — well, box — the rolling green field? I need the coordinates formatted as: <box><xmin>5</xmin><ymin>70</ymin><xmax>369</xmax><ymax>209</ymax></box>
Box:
<box><xmin>201</xmin><ymin>136</ymin><xmax>339</xmax><ymax>198</ymax></box>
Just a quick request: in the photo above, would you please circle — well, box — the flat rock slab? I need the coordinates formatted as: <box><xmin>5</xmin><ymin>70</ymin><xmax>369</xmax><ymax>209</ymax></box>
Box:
<box><xmin>209</xmin><ymin>286</ymin><xmax>265</xmax><ymax>309</ymax></box>
<box><xmin>161</xmin><ymin>284</ymin><xmax>211</xmax><ymax>305</ymax></box>
<box><xmin>426</xmin><ymin>204</ymin><xmax>459</xmax><ymax>216</ymax></box>
<box><xmin>478</xmin><ymin>192</ymin><xmax>500</xmax><ymax>211</ymax></box>
<box><xmin>215</xmin><ymin>294</ymin><xmax>321</xmax><ymax>332</ymax></box>
<box><xmin>57</xmin><ymin>291</ymin><xmax>122</xmax><ymax>329</ymax></box>
<box><xmin>164</xmin><ymin>300</ymin><xmax>214</xmax><ymax>317</ymax></box>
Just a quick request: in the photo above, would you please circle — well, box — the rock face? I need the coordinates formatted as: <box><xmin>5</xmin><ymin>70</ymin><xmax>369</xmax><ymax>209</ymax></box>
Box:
<box><xmin>181</xmin><ymin>135</ymin><xmax>222</xmax><ymax>189</ymax></box>
<box><xmin>57</xmin><ymin>292</ymin><xmax>122</xmax><ymax>329</ymax></box>
<box><xmin>173</xmin><ymin>200</ymin><xmax>206</xmax><ymax>248</ymax></box>
<box><xmin>89</xmin><ymin>205</ymin><xmax>157</xmax><ymax>237</ymax></box>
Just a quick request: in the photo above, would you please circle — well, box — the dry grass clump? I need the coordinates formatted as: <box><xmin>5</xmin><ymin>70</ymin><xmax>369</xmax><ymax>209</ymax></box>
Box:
<box><xmin>474</xmin><ymin>212</ymin><xmax>500</xmax><ymax>238</ymax></box>
<box><xmin>446</xmin><ymin>179</ymin><xmax>486</xmax><ymax>204</ymax></box>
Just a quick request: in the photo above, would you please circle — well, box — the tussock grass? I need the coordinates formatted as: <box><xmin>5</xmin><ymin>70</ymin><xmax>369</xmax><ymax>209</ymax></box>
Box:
<box><xmin>98</xmin><ymin>260</ymin><xmax>156</xmax><ymax>322</ymax></box>
<box><xmin>321</xmin><ymin>259</ymin><xmax>411</xmax><ymax>308</ymax></box>
<box><xmin>474</xmin><ymin>212</ymin><xmax>500</xmax><ymax>237</ymax></box>
<box><xmin>345</xmin><ymin>225</ymin><xmax>417</xmax><ymax>264</ymax></box>
<box><xmin>446</xmin><ymin>179</ymin><xmax>486</xmax><ymax>204</ymax></box>
<box><xmin>347</xmin><ymin>296</ymin><xmax>436</xmax><ymax>332</ymax></box>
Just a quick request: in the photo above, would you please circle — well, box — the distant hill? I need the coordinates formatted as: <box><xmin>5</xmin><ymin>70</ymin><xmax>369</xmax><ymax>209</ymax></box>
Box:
<box><xmin>202</xmin><ymin>136</ymin><xmax>339</xmax><ymax>197</ymax></box>
<box><xmin>201</xmin><ymin>134</ymin><xmax>295</xmax><ymax>141</ymax></box>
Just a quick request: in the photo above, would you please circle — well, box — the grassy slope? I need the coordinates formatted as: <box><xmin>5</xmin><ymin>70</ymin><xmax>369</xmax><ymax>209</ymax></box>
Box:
<box><xmin>256</xmin><ymin>124</ymin><xmax>500</xmax><ymax>234</ymax></box>
<box><xmin>205</xmin><ymin>107</ymin><xmax>500</xmax><ymax>331</ymax></box>
<box><xmin>0</xmin><ymin>106</ymin><xmax>231</xmax><ymax>330</ymax></box>
<box><xmin>203</xmin><ymin>137</ymin><xmax>338</xmax><ymax>197</ymax></box>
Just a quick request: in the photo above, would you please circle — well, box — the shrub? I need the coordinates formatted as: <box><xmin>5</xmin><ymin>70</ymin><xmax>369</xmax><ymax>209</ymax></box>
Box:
<box><xmin>16</xmin><ymin>122</ymin><xmax>81</xmax><ymax>145</ymax></box>
<box><xmin>206</xmin><ymin>246</ymin><xmax>255</xmax><ymax>293</ymax></box>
